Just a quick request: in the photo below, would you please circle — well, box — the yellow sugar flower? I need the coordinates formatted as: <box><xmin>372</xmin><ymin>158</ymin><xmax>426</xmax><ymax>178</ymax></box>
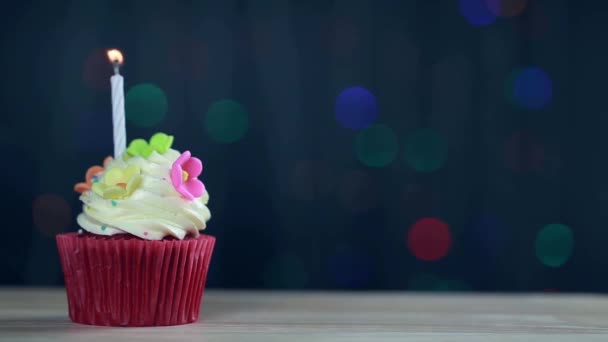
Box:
<box><xmin>92</xmin><ymin>165</ymin><xmax>142</xmax><ymax>200</ymax></box>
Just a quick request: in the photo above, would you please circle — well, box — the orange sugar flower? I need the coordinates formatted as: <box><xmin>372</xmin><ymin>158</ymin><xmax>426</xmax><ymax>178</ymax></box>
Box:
<box><xmin>74</xmin><ymin>156</ymin><xmax>113</xmax><ymax>193</ymax></box>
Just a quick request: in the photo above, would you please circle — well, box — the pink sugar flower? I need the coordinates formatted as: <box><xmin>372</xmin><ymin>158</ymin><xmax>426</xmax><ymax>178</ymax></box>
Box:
<box><xmin>170</xmin><ymin>151</ymin><xmax>205</xmax><ymax>200</ymax></box>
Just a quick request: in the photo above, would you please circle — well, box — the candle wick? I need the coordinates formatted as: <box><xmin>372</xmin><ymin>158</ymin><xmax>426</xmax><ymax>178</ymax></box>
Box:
<box><xmin>113</xmin><ymin>62</ymin><xmax>120</xmax><ymax>75</ymax></box>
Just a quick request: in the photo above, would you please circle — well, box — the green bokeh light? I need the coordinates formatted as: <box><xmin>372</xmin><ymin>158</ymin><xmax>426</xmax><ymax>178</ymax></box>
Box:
<box><xmin>355</xmin><ymin>124</ymin><xmax>398</xmax><ymax>167</ymax></box>
<box><xmin>125</xmin><ymin>83</ymin><xmax>168</xmax><ymax>127</ymax></box>
<box><xmin>504</xmin><ymin>68</ymin><xmax>520</xmax><ymax>107</ymax></box>
<box><xmin>404</xmin><ymin>128</ymin><xmax>448</xmax><ymax>172</ymax></box>
<box><xmin>204</xmin><ymin>99</ymin><xmax>248</xmax><ymax>143</ymax></box>
<box><xmin>434</xmin><ymin>279</ymin><xmax>472</xmax><ymax>292</ymax></box>
<box><xmin>409</xmin><ymin>273</ymin><xmax>471</xmax><ymax>291</ymax></box>
<box><xmin>536</xmin><ymin>224</ymin><xmax>574</xmax><ymax>268</ymax></box>
<box><xmin>263</xmin><ymin>254</ymin><xmax>308</xmax><ymax>289</ymax></box>
<box><xmin>408</xmin><ymin>273</ymin><xmax>442</xmax><ymax>291</ymax></box>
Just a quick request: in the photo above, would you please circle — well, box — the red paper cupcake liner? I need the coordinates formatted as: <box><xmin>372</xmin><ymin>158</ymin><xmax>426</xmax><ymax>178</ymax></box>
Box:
<box><xmin>56</xmin><ymin>232</ymin><xmax>215</xmax><ymax>327</ymax></box>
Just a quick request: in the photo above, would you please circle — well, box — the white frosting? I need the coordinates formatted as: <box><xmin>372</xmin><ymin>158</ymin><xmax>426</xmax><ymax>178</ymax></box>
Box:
<box><xmin>77</xmin><ymin>149</ymin><xmax>211</xmax><ymax>240</ymax></box>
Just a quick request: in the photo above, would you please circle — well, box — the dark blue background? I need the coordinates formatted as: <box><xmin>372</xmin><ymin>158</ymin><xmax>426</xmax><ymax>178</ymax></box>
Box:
<box><xmin>1</xmin><ymin>0</ymin><xmax>606</xmax><ymax>292</ymax></box>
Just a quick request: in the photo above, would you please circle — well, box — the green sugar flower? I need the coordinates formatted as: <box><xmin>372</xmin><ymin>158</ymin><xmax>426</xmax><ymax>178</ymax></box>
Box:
<box><xmin>126</xmin><ymin>132</ymin><xmax>174</xmax><ymax>158</ymax></box>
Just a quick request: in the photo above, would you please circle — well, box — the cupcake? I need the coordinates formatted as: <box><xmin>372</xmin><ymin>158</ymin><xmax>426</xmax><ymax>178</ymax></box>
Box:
<box><xmin>56</xmin><ymin>132</ymin><xmax>215</xmax><ymax>326</ymax></box>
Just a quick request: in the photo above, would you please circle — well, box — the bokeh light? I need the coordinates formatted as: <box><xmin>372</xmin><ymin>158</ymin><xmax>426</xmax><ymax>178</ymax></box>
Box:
<box><xmin>355</xmin><ymin>124</ymin><xmax>398</xmax><ymax>167</ymax></box>
<box><xmin>402</xmin><ymin>184</ymin><xmax>438</xmax><ymax>217</ymax></box>
<box><xmin>485</xmin><ymin>0</ymin><xmax>527</xmax><ymax>17</ymax></box>
<box><xmin>404</xmin><ymin>128</ymin><xmax>448</xmax><ymax>172</ymax></box>
<box><xmin>435</xmin><ymin>278</ymin><xmax>472</xmax><ymax>291</ymax></box>
<box><xmin>513</xmin><ymin>4</ymin><xmax>550</xmax><ymax>40</ymax></box>
<box><xmin>330</xmin><ymin>17</ymin><xmax>359</xmax><ymax>58</ymax></box>
<box><xmin>508</xmin><ymin>67</ymin><xmax>552</xmax><ymax>110</ymax></box>
<box><xmin>504</xmin><ymin>67</ymin><xmax>520</xmax><ymax>102</ymax></box>
<box><xmin>504</xmin><ymin>131</ymin><xmax>545</xmax><ymax>172</ymax></box>
<box><xmin>328</xmin><ymin>246</ymin><xmax>372</xmax><ymax>288</ymax></box>
<box><xmin>468</xmin><ymin>213</ymin><xmax>508</xmax><ymax>258</ymax></box>
<box><xmin>204</xmin><ymin>99</ymin><xmax>249</xmax><ymax>144</ymax></box>
<box><xmin>82</xmin><ymin>49</ymin><xmax>111</xmax><ymax>91</ymax></box>
<box><xmin>288</xmin><ymin>160</ymin><xmax>318</xmax><ymax>201</ymax></box>
<box><xmin>288</xmin><ymin>160</ymin><xmax>336</xmax><ymax>201</ymax></box>
<box><xmin>167</xmin><ymin>38</ymin><xmax>206</xmax><ymax>80</ymax></box>
<box><xmin>335</xmin><ymin>86</ymin><xmax>377</xmax><ymax>130</ymax></box>
<box><xmin>536</xmin><ymin>224</ymin><xmax>574</xmax><ymax>268</ymax></box>
<box><xmin>408</xmin><ymin>273</ymin><xmax>442</xmax><ymax>291</ymax></box>
<box><xmin>251</xmin><ymin>23</ymin><xmax>274</xmax><ymax>57</ymax></box>
<box><xmin>407</xmin><ymin>218</ymin><xmax>452</xmax><ymax>262</ymax></box>
<box><xmin>32</xmin><ymin>194</ymin><xmax>72</xmax><ymax>237</ymax></box>
<box><xmin>74</xmin><ymin>111</ymin><xmax>113</xmax><ymax>153</ymax></box>
<box><xmin>125</xmin><ymin>83</ymin><xmax>168</xmax><ymax>127</ymax></box>
<box><xmin>459</xmin><ymin>0</ymin><xmax>497</xmax><ymax>27</ymax></box>
<box><xmin>263</xmin><ymin>254</ymin><xmax>308</xmax><ymax>289</ymax></box>
<box><xmin>409</xmin><ymin>273</ymin><xmax>471</xmax><ymax>291</ymax></box>
<box><xmin>337</xmin><ymin>170</ymin><xmax>378</xmax><ymax>213</ymax></box>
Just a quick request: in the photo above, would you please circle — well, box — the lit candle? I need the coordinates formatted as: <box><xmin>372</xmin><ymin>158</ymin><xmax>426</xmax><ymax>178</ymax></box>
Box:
<box><xmin>107</xmin><ymin>49</ymin><xmax>126</xmax><ymax>158</ymax></box>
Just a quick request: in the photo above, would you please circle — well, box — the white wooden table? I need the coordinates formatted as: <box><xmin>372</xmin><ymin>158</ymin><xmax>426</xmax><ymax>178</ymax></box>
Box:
<box><xmin>1</xmin><ymin>289</ymin><xmax>608</xmax><ymax>341</ymax></box>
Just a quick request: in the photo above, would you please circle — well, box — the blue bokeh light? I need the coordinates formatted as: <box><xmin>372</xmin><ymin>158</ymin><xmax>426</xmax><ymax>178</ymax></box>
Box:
<box><xmin>335</xmin><ymin>86</ymin><xmax>377</xmax><ymax>130</ymax></box>
<box><xmin>328</xmin><ymin>246</ymin><xmax>372</xmax><ymax>288</ymax></box>
<box><xmin>459</xmin><ymin>0</ymin><xmax>497</xmax><ymax>26</ymax></box>
<box><xmin>512</xmin><ymin>67</ymin><xmax>552</xmax><ymax>110</ymax></box>
<box><xmin>75</xmin><ymin>111</ymin><xmax>113</xmax><ymax>153</ymax></box>
<box><xmin>469</xmin><ymin>213</ymin><xmax>507</xmax><ymax>258</ymax></box>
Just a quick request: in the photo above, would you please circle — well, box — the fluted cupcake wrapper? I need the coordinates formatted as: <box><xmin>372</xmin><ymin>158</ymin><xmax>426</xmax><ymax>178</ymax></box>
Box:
<box><xmin>56</xmin><ymin>232</ymin><xmax>215</xmax><ymax>327</ymax></box>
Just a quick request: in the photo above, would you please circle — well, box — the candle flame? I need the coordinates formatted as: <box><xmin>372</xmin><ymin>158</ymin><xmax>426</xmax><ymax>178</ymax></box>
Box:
<box><xmin>107</xmin><ymin>49</ymin><xmax>124</xmax><ymax>65</ymax></box>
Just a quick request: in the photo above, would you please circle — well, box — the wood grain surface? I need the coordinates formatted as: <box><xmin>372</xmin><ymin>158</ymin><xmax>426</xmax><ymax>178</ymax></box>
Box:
<box><xmin>1</xmin><ymin>288</ymin><xmax>608</xmax><ymax>341</ymax></box>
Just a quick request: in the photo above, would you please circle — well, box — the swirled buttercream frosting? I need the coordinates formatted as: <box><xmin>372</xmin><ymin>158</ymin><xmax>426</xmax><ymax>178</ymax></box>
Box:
<box><xmin>75</xmin><ymin>133</ymin><xmax>211</xmax><ymax>240</ymax></box>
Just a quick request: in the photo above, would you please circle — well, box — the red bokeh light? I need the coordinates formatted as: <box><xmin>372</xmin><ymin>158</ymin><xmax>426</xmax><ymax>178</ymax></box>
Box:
<box><xmin>288</xmin><ymin>160</ymin><xmax>336</xmax><ymax>201</ymax></box>
<box><xmin>407</xmin><ymin>218</ymin><xmax>452</xmax><ymax>262</ymax></box>
<box><xmin>329</xmin><ymin>17</ymin><xmax>359</xmax><ymax>58</ymax></box>
<box><xmin>83</xmin><ymin>49</ymin><xmax>112</xmax><ymax>91</ymax></box>
<box><xmin>504</xmin><ymin>131</ymin><xmax>545</xmax><ymax>173</ymax></box>
<box><xmin>512</xmin><ymin>4</ymin><xmax>550</xmax><ymax>40</ymax></box>
<box><xmin>251</xmin><ymin>24</ymin><xmax>274</xmax><ymax>57</ymax></box>
<box><xmin>337</xmin><ymin>169</ymin><xmax>378</xmax><ymax>213</ymax></box>
<box><xmin>167</xmin><ymin>37</ymin><xmax>206</xmax><ymax>80</ymax></box>
<box><xmin>485</xmin><ymin>0</ymin><xmax>527</xmax><ymax>17</ymax></box>
<box><xmin>33</xmin><ymin>193</ymin><xmax>72</xmax><ymax>237</ymax></box>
